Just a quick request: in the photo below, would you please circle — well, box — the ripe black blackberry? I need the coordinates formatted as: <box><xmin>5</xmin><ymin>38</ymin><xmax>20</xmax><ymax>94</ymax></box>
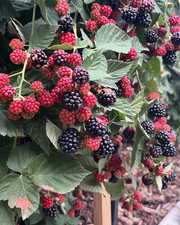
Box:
<box><xmin>166</xmin><ymin>172</ymin><xmax>176</xmax><ymax>182</ymax></box>
<box><xmin>141</xmin><ymin>120</ymin><xmax>154</xmax><ymax>135</ymax></box>
<box><xmin>145</xmin><ymin>30</ymin><xmax>159</xmax><ymax>43</ymax></box>
<box><xmin>142</xmin><ymin>174</ymin><xmax>154</xmax><ymax>186</ymax></box>
<box><xmin>122</xmin><ymin>127</ymin><xmax>135</xmax><ymax>143</ymax></box>
<box><xmin>162</xmin><ymin>143</ymin><xmax>177</xmax><ymax>157</ymax></box>
<box><xmin>150</xmin><ymin>145</ymin><xmax>163</xmax><ymax>158</ymax></box>
<box><xmin>162</xmin><ymin>51</ymin><xmax>177</xmax><ymax>65</ymax></box>
<box><xmin>73</xmin><ymin>66</ymin><xmax>89</xmax><ymax>84</ymax></box>
<box><xmin>97</xmin><ymin>88</ymin><xmax>116</xmax><ymax>106</ymax></box>
<box><xmin>136</xmin><ymin>11</ymin><xmax>152</xmax><ymax>27</ymax></box>
<box><xmin>162</xmin><ymin>177</ymin><xmax>168</xmax><ymax>190</ymax></box>
<box><xmin>58</xmin><ymin>128</ymin><xmax>81</xmax><ymax>153</ymax></box>
<box><xmin>155</xmin><ymin>131</ymin><xmax>170</xmax><ymax>145</ymax></box>
<box><xmin>85</xmin><ymin>117</ymin><xmax>108</xmax><ymax>137</ymax></box>
<box><xmin>62</xmin><ymin>91</ymin><xmax>83</xmax><ymax>112</ymax></box>
<box><xmin>45</xmin><ymin>204</ymin><xmax>59</xmax><ymax>217</ymax></box>
<box><xmin>148</xmin><ymin>103</ymin><xmax>167</xmax><ymax>119</ymax></box>
<box><xmin>94</xmin><ymin>135</ymin><xmax>115</xmax><ymax>155</ymax></box>
<box><xmin>139</xmin><ymin>0</ymin><xmax>155</xmax><ymax>13</ymax></box>
<box><xmin>31</xmin><ymin>48</ymin><xmax>48</xmax><ymax>69</ymax></box>
<box><xmin>122</xmin><ymin>7</ymin><xmax>137</xmax><ymax>24</ymax></box>
<box><xmin>114</xmin><ymin>87</ymin><xmax>123</xmax><ymax>97</ymax></box>
<box><xmin>171</xmin><ymin>32</ymin><xmax>180</xmax><ymax>46</ymax></box>
<box><xmin>58</xmin><ymin>14</ymin><xmax>73</xmax><ymax>32</ymax></box>
<box><xmin>54</xmin><ymin>50</ymin><xmax>68</xmax><ymax>66</ymax></box>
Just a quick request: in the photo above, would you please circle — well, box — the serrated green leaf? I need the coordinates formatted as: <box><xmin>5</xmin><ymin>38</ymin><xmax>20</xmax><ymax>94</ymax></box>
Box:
<box><xmin>0</xmin><ymin>174</ymin><xmax>39</xmax><ymax>220</ymax></box>
<box><xmin>0</xmin><ymin>202</ymin><xmax>15</xmax><ymax>225</ymax></box>
<box><xmin>82</xmin><ymin>51</ymin><xmax>108</xmax><ymax>81</ymax></box>
<box><xmin>71</xmin><ymin>0</ymin><xmax>88</xmax><ymax>21</ymax></box>
<box><xmin>80</xmin><ymin>174</ymin><xmax>103</xmax><ymax>193</ymax></box>
<box><xmin>95</xmin><ymin>24</ymin><xmax>132</xmax><ymax>53</ymax></box>
<box><xmin>104</xmin><ymin>180</ymin><xmax>124</xmax><ymax>200</ymax></box>
<box><xmin>46</xmin><ymin>120</ymin><xmax>62</xmax><ymax>150</ymax></box>
<box><xmin>28</xmin><ymin>153</ymin><xmax>90</xmax><ymax>193</ymax></box>
<box><xmin>7</xmin><ymin>144</ymin><xmax>37</xmax><ymax>173</ymax></box>
<box><xmin>155</xmin><ymin>176</ymin><xmax>162</xmax><ymax>192</ymax></box>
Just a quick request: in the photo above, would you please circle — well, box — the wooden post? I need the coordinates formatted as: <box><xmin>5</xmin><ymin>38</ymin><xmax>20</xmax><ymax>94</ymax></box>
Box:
<box><xmin>94</xmin><ymin>193</ymin><xmax>112</xmax><ymax>225</ymax></box>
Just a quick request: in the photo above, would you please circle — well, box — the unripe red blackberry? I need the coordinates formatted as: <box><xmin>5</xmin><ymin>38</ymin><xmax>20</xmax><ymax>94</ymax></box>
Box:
<box><xmin>85</xmin><ymin>137</ymin><xmax>101</xmax><ymax>151</ymax></box>
<box><xmin>83</xmin><ymin>94</ymin><xmax>97</xmax><ymax>107</ymax></box>
<box><xmin>100</xmin><ymin>5</ymin><xmax>112</xmax><ymax>18</ymax></box>
<box><xmin>53</xmin><ymin>50</ymin><xmax>69</xmax><ymax>66</ymax></box>
<box><xmin>30</xmin><ymin>81</ymin><xmax>44</xmax><ymax>93</ymax></box>
<box><xmin>150</xmin><ymin>145</ymin><xmax>163</xmax><ymax>158</ymax></box>
<box><xmin>139</xmin><ymin>0</ymin><xmax>155</xmax><ymax>13</ymax></box>
<box><xmin>9</xmin><ymin>38</ymin><xmax>24</xmax><ymax>49</ymax></box>
<box><xmin>10</xmin><ymin>49</ymin><xmax>27</xmax><ymax>65</ymax></box>
<box><xmin>41</xmin><ymin>196</ymin><xmax>54</xmax><ymax>209</ymax></box>
<box><xmin>31</xmin><ymin>48</ymin><xmax>48</xmax><ymax>69</ymax></box>
<box><xmin>72</xmin><ymin>66</ymin><xmax>89</xmax><ymax>84</ymax></box>
<box><xmin>77</xmin><ymin>107</ymin><xmax>92</xmax><ymax>122</ymax></box>
<box><xmin>158</xmin><ymin>26</ymin><xmax>167</xmax><ymax>37</ymax></box>
<box><xmin>0</xmin><ymin>73</ymin><xmax>10</xmax><ymax>88</ymax></box>
<box><xmin>37</xmin><ymin>90</ymin><xmax>54</xmax><ymax>107</ymax></box>
<box><xmin>136</xmin><ymin>11</ymin><xmax>152</xmax><ymax>27</ymax></box>
<box><xmin>94</xmin><ymin>135</ymin><xmax>115</xmax><ymax>155</ymax></box>
<box><xmin>96</xmin><ymin>16</ymin><xmax>109</xmax><ymax>26</ymax></box>
<box><xmin>58</xmin><ymin>14</ymin><xmax>73</xmax><ymax>32</ymax></box>
<box><xmin>59</xmin><ymin>32</ymin><xmax>76</xmax><ymax>46</ymax></box>
<box><xmin>8</xmin><ymin>100</ymin><xmax>23</xmax><ymax>115</ymax></box>
<box><xmin>67</xmin><ymin>53</ymin><xmax>82</xmax><ymax>67</ymax></box>
<box><xmin>56</xmin><ymin>77</ymin><xmax>74</xmax><ymax>94</ymax></box>
<box><xmin>91</xmin><ymin>9</ymin><xmax>101</xmax><ymax>20</ymax></box>
<box><xmin>145</xmin><ymin>30</ymin><xmax>159</xmax><ymax>43</ymax></box>
<box><xmin>169</xmin><ymin>13</ymin><xmax>180</xmax><ymax>26</ymax></box>
<box><xmin>79</xmin><ymin>83</ymin><xmax>91</xmax><ymax>95</ymax></box>
<box><xmin>162</xmin><ymin>51</ymin><xmax>177</xmax><ymax>65</ymax></box>
<box><xmin>0</xmin><ymin>85</ymin><xmax>16</xmax><ymax>100</ymax></box>
<box><xmin>171</xmin><ymin>32</ymin><xmax>180</xmax><ymax>46</ymax></box>
<box><xmin>58</xmin><ymin>128</ymin><xmax>81</xmax><ymax>153</ymax></box>
<box><xmin>97</xmin><ymin>88</ymin><xmax>116</xmax><ymax>106</ymax></box>
<box><xmin>85</xmin><ymin>117</ymin><xmax>108</xmax><ymax>136</ymax></box>
<box><xmin>91</xmin><ymin>3</ymin><xmax>101</xmax><ymax>11</ymax></box>
<box><xmin>86</xmin><ymin>20</ymin><xmax>97</xmax><ymax>32</ymax></box>
<box><xmin>23</xmin><ymin>96</ymin><xmax>40</xmax><ymax>113</ymax></box>
<box><xmin>57</xmin><ymin>66</ymin><xmax>72</xmax><ymax>78</ymax></box>
<box><xmin>155</xmin><ymin>46</ymin><xmax>167</xmax><ymax>56</ymax></box>
<box><xmin>148</xmin><ymin>103</ymin><xmax>167</xmax><ymax>119</ymax></box>
<box><xmin>62</xmin><ymin>91</ymin><xmax>83</xmax><ymax>112</ymax></box>
<box><xmin>122</xmin><ymin>7</ymin><xmax>137</xmax><ymax>24</ymax></box>
<box><xmin>54</xmin><ymin>0</ymin><xmax>70</xmax><ymax>15</ymax></box>
<box><xmin>42</xmin><ymin>65</ymin><xmax>55</xmax><ymax>80</ymax></box>
<box><xmin>59</xmin><ymin>109</ymin><xmax>76</xmax><ymax>125</ymax></box>
<box><xmin>141</xmin><ymin>120</ymin><xmax>154</xmax><ymax>134</ymax></box>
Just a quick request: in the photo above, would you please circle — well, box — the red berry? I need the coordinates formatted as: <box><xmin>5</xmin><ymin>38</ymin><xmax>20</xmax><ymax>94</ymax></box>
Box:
<box><xmin>8</xmin><ymin>111</ymin><xmax>21</xmax><ymax>120</ymax></box>
<box><xmin>42</xmin><ymin>65</ymin><xmax>56</xmax><ymax>80</ymax></box>
<box><xmin>8</xmin><ymin>100</ymin><xmax>23</xmax><ymax>115</ymax></box>
<box><xmin>31</xmin><ymin>81</ymin><xmax>44</xmax><ymax>93</ymax></box>
<box><xmin>9</xmin><ymin>39</ymin><xmax>24</xmax><ymax>49</ymax></box>
<box><xmin>122</xmin><ymin>201</ymin><xmax>133</xmax><ymax>211</ymax></box>
<box><xmin>169</xmin><ymin>13</ymin><xmax>180</xmax><ymax>26</ymax></box>
<box><xmin>118</xmin><ymin>76</ymin><xmax>131</xmax><ymax>88</ymax></box>
<box><xmin>67</xmin><ymin>53</ymin><xmax>82</xmax><ymax>67</ymax></box>
<box><xmin>73</xmin><ymin>200</ymin><xmax>86</xmax><ymax>210</ymax></box>
<box><xmin>112</xmin><ymin>135</ymin><xmax>123</xmax><ymax>146</ymax></box>
<box><xmin>21</xmin><ymin>112</ymin><xmax>36</xmax><ymax>119</ymax></box>
<box><xmin>57</xmin><ymin>66</ymin><xmax>73</xmax><ymax>78</ymax></box>
<box><xmin>96</xmin><ymin>115</ymin><xmax>109</xmax><ymax>126</ymax></box>
<box><xmin>131</xmin><ymin>0</ymin><xmax>142</xmax><ymax>8</ymax></box>
<box><xmin>37</xmin><ymin>90</ymin><xmax>54</xmax><ymax>107</ymax></box>
<box><xmin>169</xmin><ymin>132</ymin><xmax>176</xmax><ymax>142</ymax></box>
<box><xmin>97</xmin><ymin>16</ymin><xmax>109</xmax><ymax>26</ymax></box>
<box><xmin>158</xmin><ymin>26</ymin><xmax>167</xmax><ymax>37</ymax></box>
<box><xmin>0</xmin><ymin>85</ymin><xmax>16</xmax><ymax>100</ymax></box>
<box><xmin>94</xmin><ymin>172</ymin><xmax>105</xmax><ymax>182</ymax></box>
<box><xmin>100</xmin><ymin>5</ymin><xmax>112</xmax><ymax>18</ymax></box>
<box><xmin>142</xmin><ymin>158</ymin><xmax>154</xmax><ymax>169</ymax></box>
<box><xmin>155</xmin><ymin>167</ymin><xmax>164</xmax><ymax>176</ymax></box>
<box><xmin>59</xmin><ymin>109</ymin><xmax>76</xmax><ymax>125</ymax></box>
<box><xmin>59</xmin><ymin>32</ymin><xmax>76</xmax><ymax>46</ymax></box>
<box><xmin>123</xmin><ymin>87</ymin><xmax>134</xmax><ymax>98</ymax></box>
<box><xmin>54</xmin><ymin>0</ymin><xmax>70</xmax><ymax>15</ymax></box>
<box><xmin>86</xmin><ymin>20</ymin><xmax>97</xmax><ymax>32</ymax></box>
<box><xmin>91</xmin><ymin>3</ymin><xmax>101</xmax><ymax>11</ymax></box>
<box><xmin>83</xmin><ymin>94</ymin><xmax>97</xmax><ymax>107</ymax></box>
<box><xmin>108</xmin><ymin>154</ymin><xmax>122</xmax><ymax>170</ymax></box>
<box><xmin>41</xmin><ymin>196</ymin><xmax>54</xmax><ymax>209</ymax></box>
<box><xmin>67</xmin><ymin>209</ymin><xmax>75</xmax><ymax>217</ymax></box>
<box><xmin>114</xmin><ymin>167</ymin><xmax>126</xmax><ymax>177</ymax></box>
<box><xmin>165</xmin><ymin>42</ymin><xmax>174</xmax><ymax>51</ymax></box>
<box><xmin>0</xmin><ymin>73</ymin><xmax>10</xmax><ymax>88</ymax></box>
<box><xmin>55</xmin><ymin>193</ymin><xmax>66</xmax><ymax>203</ymax></box>
<box><xmin>23</xmin><ymin>96</ymin><xmax>40</xmax><ymax>113</ymax></box>
<box><xmin>148</xmin><ymin>92</ymin><xmax>161</xmax><ymax>100</ymax></box>
<box><xmin>77</xmin><ymin>107</ymin><xmax>92</xmax><ymax>122</ymax></box>
<box><xmin>56</xmin><ymin>77</ymin><xmax>74</xmax><ymax>94</ymax></box>
<box><xmin>155</xmin><ymin>46</ymin><xmax>167</xmax><ymax>56</ymax></box>
<box><xmin>91</xmin><ymin>9</ymin><xmax>101</xmax><ymax>20</ymax></box>
<box><xmin>171</xmin><ymin>26</ymin><xmax>180</xmax><ymax>33</ymax></box>
<box><xmin>128</xmin><ymin>48</ymin><xmax>138</xmax><ymax>60</ymax></box>
<box><xmin>51</xmin><ymin>87</ymin><xmax>62</xmax><ymax>103</ymax></box>
<box><xmin>10</xmin><ymin>49</ymin><xmax>27</xmax><ymax>65</ymax></box>
<box><xmin>85</xmin><ymin>137</ymin><xmax>101</xmax><ymax>151</ymax></box>
<box><xmin>133</xmin><ymin>200</ymin><xmax>142</xmax><ymax>210</ymax></box>
<box><xmin>108</xmin><ymin>19</ymin><xmax>116</xmax><ymax>24</ymax></box>
<box><xmin>134</xmin><ymin>191</ymin><xmax>142</xmax><ymax>202</ymax></box>
<box><xmin>104</xmin><ymin>171</ymin><xmax>112</xmax><ymax>179</ymax></box>
<box><xmin>79</xmin><ymin>83</ymin><xmax>91</xmax><ymax>95</ymax></box>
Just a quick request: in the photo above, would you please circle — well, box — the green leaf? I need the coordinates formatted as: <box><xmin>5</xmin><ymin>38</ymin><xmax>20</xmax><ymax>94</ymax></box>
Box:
<box><xmin>154</xmin><ymin>0</ymin><xmax>166</xmax><ymax>13</ymax></box>
<box><xmin>155</xmin><ymin>176</ymin><xmax>162</xmax><ymax>192</ymax></box>
<box><xmin>95</xmin><ymin>24</ymin><xmax>132</xmax><ymax>53</ymax></box>
<box><xmin>29</xmin><ymin>208</ymin><xmax>44</xmax><ymax>225</ymax></box>
<box><xmin>48</xmin><ymin>43</ymin><xmax>74</xmax><ymax>50</ymax></box>
<box><xmin>98</xmin><ymin>158</ymin><xmax>107</xmax><ymax>173</ymax></box>
<box><xmin>0</xmin><ymin>202</ymin><xmax>15</xmax><ymax>225</ymax></box>
<box><xmin>104</xmin><ymin>180</ymin><xmax>124</xmax><ymax>200</ymax></box>
<box><xmin>131</xmin><ymin>37</ymin><xmax>147</xmax><ymax>52</ymax></box>
<box><xmin>45</xmin><ymin>0</ymin><xmax>57</xmax><ymax>7</ymax></box>
<box><xmin>79</xmin><ymin>148</ymin><xmax>98</xmax><ymax>172</ymax></box>
<box><xmin>7</xmin><ymin>144</ymin><xmax>37</xmax><ymax>173</ymax></box>
<box><xmin>0</xmin><ymin>174</ymin><xmax>39</xmax><ymax>219</ymax></box>
<box><xmin>83</xmin><ymin>0</ymin><xmax>95</xmax><ymax>3</ymax></box>
<box><xmin>0</xmin><ymin>109</ymin><xmax>24</xmax><ymax>137</ymax></box>
<box><xmin>28</xmin><ymin>153</ymin><xmax>90</xmax><ymax>193</ymax></box>
<box><xmin>46</xmin><ymin>120</ymin><xmax>62</xmax><ymax>150</ymax></box>
<box><xmin>80</xmin><ymin>174</ymin><xmax>103</xmax><ymax>193</ymax></box>
<box><xmin>82</xmin><ymin>51</ymin><xmax>108</xmax><ymax>81</ymax></box>
<box><xmin>71</xmin><ymin>0</ymin><xmax>88</xmax><ymax>21</ymax></box>
<box><xmin>142</xmin><ymin>57</ymin><xmax>161</xmax><ymax>79</ymax></box>
<box><xmin>80</xmin><ymin>29</ymin><xmax>93</xmax><ymax>48</ymax></box>
<box><xmin>46</xmin><ymin>215</ymin><xmax>80</xmax><ymax>225</ymax></box>
<box><xmin>30</xmin><ymin>23</ymin><xmax>58</xmax><ymax>49</ymax></box>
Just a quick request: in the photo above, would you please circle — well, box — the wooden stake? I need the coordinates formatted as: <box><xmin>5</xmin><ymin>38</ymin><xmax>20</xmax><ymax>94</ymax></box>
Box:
<box><xmin>94</xmin><ymin>193</ymin><xmax>112</xmax><ymax>225</ymax></box>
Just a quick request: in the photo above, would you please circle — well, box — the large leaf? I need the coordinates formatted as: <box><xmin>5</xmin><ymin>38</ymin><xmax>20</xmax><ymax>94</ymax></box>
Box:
<box><xmin>46</xmin><ymin>215</ymin><xmax>80</xmax><ymax>225</ymax></box>
<box><xmin>7</xmin><ymin>144</ymin><xmax>37</xmax><ymax>173</ymax></box>
<box><xmin>82</xmin><ymin>51</ymin><xmax>108</xmax><ymax>81</ymax></box>
<box><xmin>142</xmin><ymin>57</ymin><xmax>161</xmax><ymax>79</ymax></box>
<box><xmin>104</xmin><ymin>180</ymin><xmax>124</xmax><ymax>200</ymax></box>
<box><xmin>95</xmin><ymin>24</ymin><xmax>132</xmax><ymax>53</ymax></box>
<box><xmin>0</xmin><ymin>174</ymin><xmax>39</xmax><ymax>219</ymax></box>
<box><xmin>0</xmin><ymin>110</ymin><xmax>24</xmax><ymax>137</ymax></box>
<box><xmin>71</xmin><ymin>0</ymin><xmax>88</xmax><ymax>21</ymax></box>
<box><xmin>28</xmin><ymin>153</ymin><xmax>90</xmax><ymax>193</ymax></box>
<box><xmin>0</xmin><ymin>202</ymin><xmax>15</xmax><ymax>225</ymax></box>
<box><xmin>80</xmin><ymin>174</ymin><xmax>103</xmax><ymax>193</ymax></box>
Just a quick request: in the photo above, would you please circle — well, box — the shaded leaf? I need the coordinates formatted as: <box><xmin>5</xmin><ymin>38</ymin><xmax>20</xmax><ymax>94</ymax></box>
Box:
<box><xmin>71</xmin><ymin>0</ymin><xmax>88</xmax><ymax>21</ymax></box>
<box><xmin>104</xmin><ymin>180</ymin><xmax>124</xmax><ymax>200</ymax></box>
<box><xmin>46</xmin><ymin>215</ymin><xmax>80</xmax><ymax>225</ymax></box>
<box><xmin>80</xmin><ymin>174</ymin><xmax>103</xmax><ymax>193</ymax></box>
<box><xmin>0</xmin><ymin>202</ymin><xmax>15</xmax><ymax>225</ymax></box>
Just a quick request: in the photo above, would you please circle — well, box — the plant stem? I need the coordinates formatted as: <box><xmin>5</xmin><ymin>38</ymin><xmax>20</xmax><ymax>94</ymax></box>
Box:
<box><xmin>9</xmin><ymin>72</ymin><xmax>21</xmax><ymax>77</ymax></box>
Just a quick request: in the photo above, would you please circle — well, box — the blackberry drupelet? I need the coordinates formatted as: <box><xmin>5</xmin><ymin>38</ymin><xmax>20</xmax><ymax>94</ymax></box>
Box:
<box><xmin>148</xmin><ymin>103</ymin><xmax>167</xmax><ymax>119</ymax></box>
<box><xmin>141</xmin><ymin>120</ymin><xmax>154</xmax><ymax>134</ymax></box>
<box><xmin>114</xmin><ymin>87</ymin><xmax>123</xmax><ymax>97</ymax></box>
<box><xmin>142</xmin><ymin>174</ymin><xmax>154</xmax><ymax>185</ymax></box>
<box><xmin>94</xmin><ymin>135</ymin><xmax>115</xmax><ymax>155</ymax></box>
<box><xmin>155</xmin><ymin>131</ymin><xmax>170</xmax><ymax>145</ymax></box>
<box><xmin>31</xmin><ymin>49</ymin><xmax>48</xmax><ymax>69</ymax></box>
<box><xmin>73</xmin><ymin>66</ymin><xmax>89</xmax><ymax>84</ymax></box>
<box><xmin>166</xmin><ymin>172</ymin><xmax>176</xmax><ymax>182</ymax></box>
<box><xmin>162</xmin><ymin>51</ymin><xmax>177</xmax><ymax>65</ymax></box>
<box><xmin>171</xmin><ymin>32</ymin><xmax>180</xmax><ymax>46</ymax></box>
<box><xmin>58</xmin><ymin>128</ymin><xmax>81</xmax><ymax>153</ymax></box>
<box><xmin>145</xmin><ymin>30</ymin><xmax>159</xmax><ymax>43</ymax></box>
<box><xmin>45</xmin><ymin>204</ymin><xmax>59</xmax><ymax>217</ymax></box>
<box><xmin>122</xmin><ymin>7</ymin><xmax>137</xmax><ymax>24</ymax></box>
<box><xmin>54</xmin><ymin>50</ymin><xmax>68</xmax><ymax>66</ymax></box>
<box><xmin>85</xmin><ymin>117</ymin><xmax>108</xmax><ymax>136</ymax></box>
<box><xmin>150</xmin><ymin>145</ymin><xmax>163</xmax><ymax>158</ymax></box>
<box><xmin>58</xmin><ymin>14</ymin><xmax>73</xmax><ymax>32</ymax></box>
<box><xmin>136</xmin><ymin>11</ymin><xmax>152</xmax><ymax>27</ymax></box>
<box><xmin>139</xmin><ymin>0</ymin><xmax>155</xmax><ymax>13</ymax></box>
<box><xmin>62</xmin><ymin>91</ymin><xmax>83</xmax><ymax>111</ymax></box>
<box><xmin>97</xmin><ymin>89</ymin><xmax>116</xmax><ymax>106</ymax></box>
<box><xmin>162</xmin><ymin>143</ymin><xmax>177</xmax><ymax>157</ymax></box>
<box><xmin>162</xmin><ymin>177</ymin><xmax>168</xmax><ymax>189</ymax></box>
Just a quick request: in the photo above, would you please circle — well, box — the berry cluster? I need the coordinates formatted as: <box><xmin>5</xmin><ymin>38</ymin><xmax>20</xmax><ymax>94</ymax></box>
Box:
<box><xmin>120</xmin><ymin>191</ymin><xmax>143</xmax><ymax>211</ymax></box>
<box><xmin>116</xmin><ymin>76</ymin><xmax>135</xmax><ymax>98</ymax></box>
<box><xmin>86</xmin><ymin>3</ymin><xmax>116</xmax><ymax>33</ymax></box>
